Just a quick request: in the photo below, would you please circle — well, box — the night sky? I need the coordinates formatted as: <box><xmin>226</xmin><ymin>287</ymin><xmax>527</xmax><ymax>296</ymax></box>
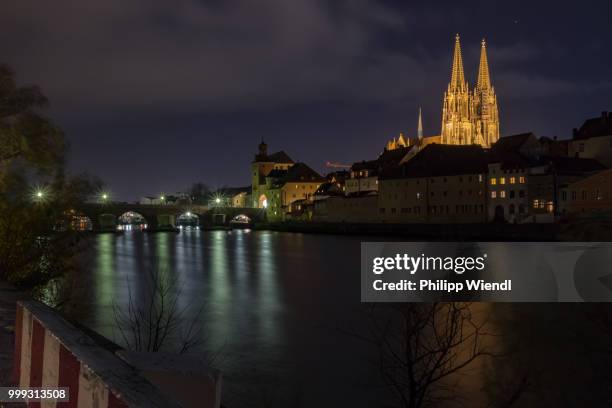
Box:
<box><xmin>2</xmin><ymin>1</ymin><xmax>611</xmax><ymax>201</ymax></box>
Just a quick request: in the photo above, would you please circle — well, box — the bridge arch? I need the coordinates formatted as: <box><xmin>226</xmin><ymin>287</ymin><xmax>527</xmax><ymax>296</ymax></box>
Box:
<box><xmin>176</xmin><ymin>211</ymin><xmax>200</xmax><ymax>228</ymax></box>
<box><xmin>231</xmin><ymin>214</ymin><xmax>251</xmax><ymax>223</ymax></box>
<box><xmin>118</xmin><ymin>211</ymin><xmax>148</xmax><ymax>231</ymax></box>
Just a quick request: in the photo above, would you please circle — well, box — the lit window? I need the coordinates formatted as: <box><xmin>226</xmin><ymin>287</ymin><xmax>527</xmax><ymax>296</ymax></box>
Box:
<box><xmin>510</xmin><ymin>177</ymin><xmax>516</xmax><ymax>184</ymax></box>
<box><xmin>519</xmin><ymin>176</ymin><xmax>526</xmax><ymax>184</ymax></box>
<box><xmin>500</xmin><ymin>190</ymin><xmax>506</xmax><ymax>198</ymax></box>
<box><xmin>500</xmin><ymin>177</ymin><xmax>506</xmax><ymax>185</ymax></box>
<box><xmin>490</xmin><ymin>178</ymin><xmax>497</xmax><ymax>185</ymax></box>
<box><xmin>478</xmin><ymin>174</ymin><xmax>483</xmax><ymax>182</ymax></box>
<box><xmin>533</xmin><ymin>199</ymin><xmax>539</xmax><ymax>208</ymax></box>
<box><xmin>546</xmin><ymin>201</ymin><xmax>554</xmax><ymax>213</ymax></box>
<box><xmin>491</xmin><ymin>191</ymin><xmax>497</xmax><ymax>199</ymax></box>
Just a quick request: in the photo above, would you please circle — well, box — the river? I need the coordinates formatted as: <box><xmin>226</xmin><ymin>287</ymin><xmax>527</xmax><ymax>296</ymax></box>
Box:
<box><xmin>80</xmin><ymin>229</ymin><xmax>391</xmax><ymax>408</ymax></box>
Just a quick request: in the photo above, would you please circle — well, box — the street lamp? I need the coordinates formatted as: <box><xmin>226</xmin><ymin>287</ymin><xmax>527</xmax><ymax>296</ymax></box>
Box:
<box><xmin>215</xmin><ymin>197</ymin><xmax>221</xmax><ymax>204</ymax></box>
<box><xmin>32</xmin><ymin>186</ymin><xmax>49</xmax><ymax>203</ymax></box>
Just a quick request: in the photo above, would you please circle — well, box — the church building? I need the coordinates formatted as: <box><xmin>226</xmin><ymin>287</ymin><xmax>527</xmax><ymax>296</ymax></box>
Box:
<box><xmin>441</xmin><ymin>34</ymin><xmax>500</xmax><ymax>147</ymax></box>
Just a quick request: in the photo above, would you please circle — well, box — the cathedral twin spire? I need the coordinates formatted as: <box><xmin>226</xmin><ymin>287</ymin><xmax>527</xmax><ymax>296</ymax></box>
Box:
<box><xmin>441</xmin><ymin>34</ymin><xmax>499</xmax><ymax>147</ymax></box>
<box><xmin>450</xmin><ymin>34</ymin><xmax>468</xmax><ymax>91</ymax></box>
<box><xmin>476</xmin><ymin>39</ymin><xmax>491</xmax><ymax>91</ymax></box>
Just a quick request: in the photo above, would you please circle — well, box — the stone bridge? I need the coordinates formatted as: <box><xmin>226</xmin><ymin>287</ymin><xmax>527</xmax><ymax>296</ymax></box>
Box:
<box><xmin>75</xmin><ymin>203</ymin><xmax>266</xmax><ymax>231</ymax></box>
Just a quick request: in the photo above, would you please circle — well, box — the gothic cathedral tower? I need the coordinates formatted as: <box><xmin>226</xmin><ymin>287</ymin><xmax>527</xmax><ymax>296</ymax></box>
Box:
<box><xmin>473</xmin><ymin>39</ymin><xmax>500</xmax><ymax>147</ymax></box>
<box><xmin>440</xmin><ymin>35</ymin><xmax>500</xmax><ymax>147</ymax></box>
<box><xmin>441</xmin><ymin>34</ymin><xmax>474</xmax><ymax>145</ymax></box>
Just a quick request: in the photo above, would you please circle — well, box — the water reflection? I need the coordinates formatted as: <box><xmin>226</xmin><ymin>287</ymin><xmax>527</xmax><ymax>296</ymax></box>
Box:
<box><xmin>83</xmin><ymin>230</ymin><xmax>384</xmax><ymax>407</ymax></box>
<box><xmin>93</xmin><ymin>233</ymin><xmax>115</xmax><ymax>328</ymax></box>
<box><xmin>256</xmin><ymin>231</ymin><xmax>281</xmax><ymax>344</ymax></box>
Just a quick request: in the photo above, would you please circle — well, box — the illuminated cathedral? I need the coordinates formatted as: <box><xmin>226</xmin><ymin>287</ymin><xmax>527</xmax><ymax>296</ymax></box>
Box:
<box><xmin>441</xmin><ymin>34</ymin><xmax>500</xmax><ymax>147</ymax></box>
<box><xmin>385</xmin><ymin>34</ymin><xmax>499</xmax><ymax>152</ymax></box>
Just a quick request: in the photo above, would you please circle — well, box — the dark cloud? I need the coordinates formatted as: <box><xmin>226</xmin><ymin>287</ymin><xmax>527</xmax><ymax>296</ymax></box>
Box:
<box><xmin>1</xmin><ymin>0</ymin><xmax>610</xmax><ymax>199</ymax></box>
<box><xmin>1</xmin><ymin>0</ymin><xmax>422</xmax><ymax>115</ymax></box>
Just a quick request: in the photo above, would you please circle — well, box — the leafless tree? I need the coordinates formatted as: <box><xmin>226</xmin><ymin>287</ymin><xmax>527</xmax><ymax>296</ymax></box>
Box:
<box><xmin>113</xmin><ymin>268</ymin><xmax>208</xmax><ymax>355</ymax></box>
<box><xmin>352</xmin><ymin>302</ymin><xmax>496</xmax><ymax>408</ymax></box>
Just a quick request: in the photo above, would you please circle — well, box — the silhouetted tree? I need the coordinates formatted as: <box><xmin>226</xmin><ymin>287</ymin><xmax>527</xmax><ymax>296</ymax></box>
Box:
<box><xmin>353</xmin><ymin>303</ymin><xmax>495</xmax><ymax>408</ymax></box>
<box><xmin>113</xmin><ymin>268</ymin><xmax>212</xmax><ymax>356</ymax></box>
<box><xmin>188</xmin><ymin>181</ymin><xmax>211</xmax><ymax>204</ymax></box>
<box><xmin>0</xmin><ymin>64</ymin><xmax>102</xmax><ymax>290</ymax></box>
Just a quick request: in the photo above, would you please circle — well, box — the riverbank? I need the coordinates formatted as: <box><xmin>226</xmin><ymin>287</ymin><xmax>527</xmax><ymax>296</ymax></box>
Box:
<box><xmin>253</xmin><ymin>221</ymin><xmax>561</xmax><ymax>241</ymax></box>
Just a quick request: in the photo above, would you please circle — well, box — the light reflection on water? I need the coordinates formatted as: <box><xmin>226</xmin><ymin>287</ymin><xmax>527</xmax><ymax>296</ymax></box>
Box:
<box><xmin>84</xmin><ymin>230</ymin><xmax>385</xmax><ymax>407</ymax></box>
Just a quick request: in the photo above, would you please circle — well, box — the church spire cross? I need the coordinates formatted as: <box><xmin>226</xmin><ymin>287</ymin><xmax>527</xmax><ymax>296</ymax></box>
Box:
<box><xmin>477</xmin><ymin>38</ymin><xmax>491</xmax><ymax>90</ymax></box>
<box><xmin>450</xmin><ymin>34</ymin><xmax>466</xmax><ymax>90</ymax></box>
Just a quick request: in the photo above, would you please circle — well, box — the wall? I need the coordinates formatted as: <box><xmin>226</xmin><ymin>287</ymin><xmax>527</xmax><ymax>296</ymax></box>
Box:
<box><xmin>313</xmin><ymin>195</ymin><xmax>378</xmax><ymax>223</ymax></box>
<box><xmin>345</xmin><ymin>176</ymin><xmax>378</xmax><ymax>195</ymax></box>
<box><xmin>13</xmin><ymin>301</ymin><xmax>221</xmax><ymax>408</ymax></box>
<box><xmin>560</xmin><ymin>168</ymin><xmax>612</xmax><ymax>216</ymax></box>
<box><xmin>487</xmin><ymin>163</ymin><xmax>529</xmax><ymax>222</ymax></box>
<box><xmin>378</xmin><ymin>174</ymin><xmax>487</xmax><ymax>223</ymax></box>
<box><xmin>569</xmin><ymin>135</ymin><xmax>612</xmax><ymax>167</ymax></box>
<box><xmin>281</xmin><ymin>182</ymin><xmax>321</xmax><ymax>208</ymax></box>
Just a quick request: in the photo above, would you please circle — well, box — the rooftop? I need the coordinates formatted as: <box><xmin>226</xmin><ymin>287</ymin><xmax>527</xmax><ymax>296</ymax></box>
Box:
<box><xmin>491</xmin><ymin>132</ymin><xmax>536</xmax><ymax>154</ymax></box>
<box><xmin>351</xmin><ymin>146</ymin><xmax>412</xmax><ymax>173</ymax></box>
<box><xmin>573</xmin><ymin>111</ymin><xmax>612</xmax><ymax>140</ymax></box>
<box><xmin>282</xmin><ymin>162</ymin><xmax>325</xmax><ymax>183</ymax></box>
<box><xmin>382</xmin><ymin>144</ymin><xmax>489</xmax><ymax>179</ymax></box>
<box><xmin>267</xmin><ymin>150</ymin><xmax>294</xmax><ymax>164</ymax></box>
<box><xmin>215</xmin><ymin>186</ymin><xmax>251</xmax><ymax>196</ymax></box>
<box><xmin>267</xmin><ymin>162</ymin><xmax>325</xmax><ymax>187</ymax></box>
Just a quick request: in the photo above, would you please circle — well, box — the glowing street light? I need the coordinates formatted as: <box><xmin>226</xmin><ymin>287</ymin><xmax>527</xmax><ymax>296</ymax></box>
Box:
<box><xmin>99</xmin><ymin>191</ymin><xmax>111</xmax><ymax>203</ymax></box>
<box><xmin>211</xmin><ymin>192</ymin><xmax>225</xmax><ymax>207</ymax></box>
<box><xmin>32</xmin><ymin>186</ymin><xmax>49</xmax><ymax>203</ymax></box>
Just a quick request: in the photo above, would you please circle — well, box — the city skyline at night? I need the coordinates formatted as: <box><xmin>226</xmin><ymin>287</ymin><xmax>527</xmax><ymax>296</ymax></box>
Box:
<box><xmin>2</xmin><ymin>1</ymin><xmax>611</xmax><ymax>200</ymax></box>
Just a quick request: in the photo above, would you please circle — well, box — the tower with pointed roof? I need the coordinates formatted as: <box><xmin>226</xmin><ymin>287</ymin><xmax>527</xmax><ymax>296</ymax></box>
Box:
<box><xmin>417</xmin><ymin>107</ymin><xmax>423</xmax><ymax>141</ymax></box>
<box><xmin>441</xmin><ymin>34</ymin><xmax>475</xmax><ymax>145</ymax></box>
<box><xmin>439</xmin><ymin>35</ymin><xmax>500</xmax><ymax>147</ymax></box>
<box><xmin>472</xmin><ymin>39</ymin><xmax>500</xmax><ymax>147</ymax></box>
